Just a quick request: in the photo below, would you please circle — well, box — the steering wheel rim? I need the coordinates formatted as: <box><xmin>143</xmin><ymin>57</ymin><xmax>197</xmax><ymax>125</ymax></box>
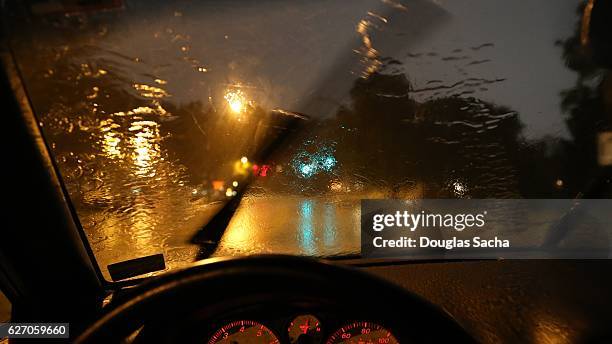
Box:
<box><xmin>75</xmin><ymin>255</ymin><xmax>475</xmax><ymax>343</ymax></box>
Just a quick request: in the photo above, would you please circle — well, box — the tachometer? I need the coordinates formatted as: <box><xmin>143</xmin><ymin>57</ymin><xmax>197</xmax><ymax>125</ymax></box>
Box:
<box><xmin>325</xmin><ymin>322</ymin><xmax>398</xmax><ymax>344</ymax></box>
<box><xmin>208</xmin><ymin>320</ymin><xmax>280</xmax><ymax>344</ymax></box>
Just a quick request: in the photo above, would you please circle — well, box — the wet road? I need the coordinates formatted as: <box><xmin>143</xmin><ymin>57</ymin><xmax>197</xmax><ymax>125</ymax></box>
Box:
<box><xmin>213</xmin><ymin>196</ymin><xmax>361</xmax><ymax>257</ymax></box>
<box><xmin>6</xmin><ymin>0</ymin><xmax>605</xmax><ymax>280</ymax></box>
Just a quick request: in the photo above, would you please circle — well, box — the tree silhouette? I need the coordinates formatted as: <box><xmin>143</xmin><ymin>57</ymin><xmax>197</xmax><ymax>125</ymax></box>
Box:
<box><xmin>260</xmin><ymin>70</ymin><xmax>562</xmax><ymax>198</ymax></box>
<box><xmin>554</xmin><ymin>0</ymin><xmax>612</xmax><ymax>197</ymax></box>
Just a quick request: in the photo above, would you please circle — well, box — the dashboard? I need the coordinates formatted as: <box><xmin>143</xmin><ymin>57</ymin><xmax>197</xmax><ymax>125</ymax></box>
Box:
<box><xmin>206</xmin><ymin>315</ymin><xmax>397</xmax><ymax>344</ymax></box>
<box><xmin>77</xmin><ymin>256</ymin><xmax>474</xmax><ymax>343</ymax></box>
<box><xmin>138</xmin><ymin>303</ymin><xmax>403</xmax><ymax>343</ymax></box>
<box><xmin>117</xmin><ymin>258</ymin><xmax>612</xmax><ymax>343</ymax></box>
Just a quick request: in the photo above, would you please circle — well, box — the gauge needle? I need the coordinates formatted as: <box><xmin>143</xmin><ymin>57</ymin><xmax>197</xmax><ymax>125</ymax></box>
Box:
<box><xmin>299</xmin><ymin>320</ymin><xmax>310</xmax><ymax>334</ymax></box>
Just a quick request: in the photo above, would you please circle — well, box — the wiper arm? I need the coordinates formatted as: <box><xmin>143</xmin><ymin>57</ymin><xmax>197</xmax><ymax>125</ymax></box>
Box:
<box><xmin>541</xmin><ymin>166</ymin><xmax>612</xmax><ymax>249</ymax></box>
<box><xmin>190</xmin><ymin>109</ymin><xmax>310</xmax><ymax>259</ymax></box>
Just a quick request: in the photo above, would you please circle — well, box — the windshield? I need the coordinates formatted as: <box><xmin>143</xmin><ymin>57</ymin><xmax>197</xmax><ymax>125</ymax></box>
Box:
<box><xmin>6</xmin><ymin>0</ymin><xmax>610</xmax><ymax>281</ymax></box>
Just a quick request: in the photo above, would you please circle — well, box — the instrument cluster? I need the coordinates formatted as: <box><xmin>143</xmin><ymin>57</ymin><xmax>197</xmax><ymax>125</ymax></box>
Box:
<box><xmin>206</xmin><ymin>315</ymin><xmax>399</xmax><ymax>344</ymax></box>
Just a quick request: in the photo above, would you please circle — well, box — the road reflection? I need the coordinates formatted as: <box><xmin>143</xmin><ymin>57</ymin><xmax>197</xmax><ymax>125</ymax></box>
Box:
<box><xmin>212</xmin><ymin>197</ymin><xmax>360</xmax><ymax>258</ymax></box>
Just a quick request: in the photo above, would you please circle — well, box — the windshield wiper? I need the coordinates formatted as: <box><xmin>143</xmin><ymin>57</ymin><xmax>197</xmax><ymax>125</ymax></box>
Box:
<box><xmin>189</xmin><ymin>0</ymin><xmax>450</xmax><ymax>260</ymax></box>
<box><xmin>190</xmin><ymin>109</ymin><xmax>310</xmax><ymax>259</ymax></box>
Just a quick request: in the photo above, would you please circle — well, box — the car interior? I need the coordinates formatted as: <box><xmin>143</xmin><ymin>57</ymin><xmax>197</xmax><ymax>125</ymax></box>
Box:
<box><xmin>2</xmin><ymin>0</ymin><xmax>612</xmax><ymax>343</ymax></box>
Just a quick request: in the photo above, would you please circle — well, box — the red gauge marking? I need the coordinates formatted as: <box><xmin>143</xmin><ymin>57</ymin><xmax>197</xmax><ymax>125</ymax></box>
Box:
<box><xmin>208</xmin><ymin>320</ymin><xmax>279</xmax><ymax>344</ymax></box>
<box><xmin>325</xmin><ymin>321</ymin><xmax>398</xmax><ymax>344</ymax></box>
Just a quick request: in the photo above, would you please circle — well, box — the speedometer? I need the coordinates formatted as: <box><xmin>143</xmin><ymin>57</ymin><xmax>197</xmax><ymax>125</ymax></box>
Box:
<box><xmin>208</xmin><ymin>320</ymin><xmax>280</xmax><ymax>344</ymax></box>
<box><xmin>325</xmin><ymin>322</ymin><xmax>399</xmax><ymax>344</ymax></box>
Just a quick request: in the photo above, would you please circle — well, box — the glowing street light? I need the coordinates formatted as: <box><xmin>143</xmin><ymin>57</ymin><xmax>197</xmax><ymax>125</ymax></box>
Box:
<box><xmin>224</xmin><ymin>89</ymin><xmax>250</xmax><ymax>115</ymax></box>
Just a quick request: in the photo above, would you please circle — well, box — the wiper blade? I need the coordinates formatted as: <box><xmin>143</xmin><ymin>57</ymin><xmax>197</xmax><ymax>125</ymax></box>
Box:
<box><xmin>190</xmin><ymin>109</ymin><xmax>310</xmax><ymax>258</ymax></box>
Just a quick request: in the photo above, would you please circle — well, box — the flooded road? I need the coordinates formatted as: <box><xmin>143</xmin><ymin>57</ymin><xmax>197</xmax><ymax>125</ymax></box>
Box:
<box><xmin>6</xmin><ymin>0</ymin><xmax>609</xmax><ymax>280</ymax></box>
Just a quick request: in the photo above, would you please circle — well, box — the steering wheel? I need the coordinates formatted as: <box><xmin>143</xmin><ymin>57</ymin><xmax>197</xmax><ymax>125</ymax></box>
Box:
<box><xmin>75</xmin><ymin>255</ymin><xmax>475</xmax><ymax>343</ymax></box>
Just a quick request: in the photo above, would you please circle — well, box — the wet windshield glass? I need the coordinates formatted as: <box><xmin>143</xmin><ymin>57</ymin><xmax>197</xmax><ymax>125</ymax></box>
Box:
<box><xmin>6</xmin><ymin>0</ymin><xmax>610</xmax><ymax>280</ymax></box>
